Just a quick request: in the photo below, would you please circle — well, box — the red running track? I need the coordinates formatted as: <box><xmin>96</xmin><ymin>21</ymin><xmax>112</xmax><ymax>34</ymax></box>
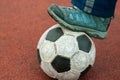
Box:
<box><xmin>0</xmin><ymin>0</ymin><xmax>120</xmax><ymax>80</ymax></box>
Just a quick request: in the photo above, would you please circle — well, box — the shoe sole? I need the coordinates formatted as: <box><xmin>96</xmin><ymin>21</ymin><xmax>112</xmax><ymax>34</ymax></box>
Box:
<box><xmin>48</xmin><ymin>7</ymin><xmax>107</xmax><ymax>39</ymax></box>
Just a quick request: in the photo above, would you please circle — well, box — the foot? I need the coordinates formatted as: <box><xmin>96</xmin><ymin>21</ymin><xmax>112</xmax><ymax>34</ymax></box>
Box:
<box><xmin>48</xmin><ymin>4</ymin><xmax>111</xmax><ymax>39</ymax></box>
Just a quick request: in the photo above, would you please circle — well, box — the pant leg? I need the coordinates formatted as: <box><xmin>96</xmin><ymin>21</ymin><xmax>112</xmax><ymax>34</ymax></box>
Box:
<box><xmin>71</xmin><ymin>0</ymin><xmax>117</xmax><ymax>17</ymax></box>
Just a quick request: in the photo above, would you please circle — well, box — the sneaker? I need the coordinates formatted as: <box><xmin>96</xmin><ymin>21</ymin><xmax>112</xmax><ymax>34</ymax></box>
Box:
<box><xmin>48</xmin><ymin>4</ymin><xmax>111</xmax><ymax>39</ymax></box>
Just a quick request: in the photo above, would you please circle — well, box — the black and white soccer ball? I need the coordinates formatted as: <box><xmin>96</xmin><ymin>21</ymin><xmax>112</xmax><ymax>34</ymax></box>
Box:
<box><xmin>37</xmin><ymin>24</ymin><xmax>96</xmax><ymax>80</ymax></box>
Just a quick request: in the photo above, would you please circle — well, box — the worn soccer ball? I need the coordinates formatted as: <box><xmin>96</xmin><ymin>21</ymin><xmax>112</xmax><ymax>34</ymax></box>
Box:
<box><xmin>37</xmin><ymin>24</ymin><xmax>96</xmax><ymax>80</ymax></box>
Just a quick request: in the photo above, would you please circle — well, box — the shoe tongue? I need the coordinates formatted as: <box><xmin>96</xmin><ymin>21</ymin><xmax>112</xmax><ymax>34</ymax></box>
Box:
<box><xmin>73</xmin><ymin>6</ymin><xmax>82</xmax><ymax>12</ymax></box>
<box><xmin>73</xmin><ymin>6</ymin><xmax>79</xmax><ymax>9</ymax></box>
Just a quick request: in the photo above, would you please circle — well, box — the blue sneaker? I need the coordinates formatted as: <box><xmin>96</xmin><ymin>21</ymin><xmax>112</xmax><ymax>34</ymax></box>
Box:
<box><xmin>48</xmin><ymin>4</ymin><xmax>111</xmax><ymax>39</ymax></box>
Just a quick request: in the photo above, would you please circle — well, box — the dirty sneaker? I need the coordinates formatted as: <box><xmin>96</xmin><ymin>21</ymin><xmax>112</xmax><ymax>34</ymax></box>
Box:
<box><xmin>48</xmin><ymin>4</ymin><xmax>111</xmax><ymax>39</ymax></box>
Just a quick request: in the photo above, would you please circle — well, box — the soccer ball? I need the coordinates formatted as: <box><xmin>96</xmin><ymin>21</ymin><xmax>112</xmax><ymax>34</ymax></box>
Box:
<box><xmin>37</xmin><ymin>24</ymin><xmax>96</xmax><ymax>80</ymax></box>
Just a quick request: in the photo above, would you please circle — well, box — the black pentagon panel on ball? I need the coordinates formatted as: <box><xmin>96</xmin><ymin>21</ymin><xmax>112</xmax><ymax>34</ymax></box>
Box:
<box><xmin>80</xmin><ymin>65</ymin><xmax>92</xmax><ymax>77</ymax></box>
<box><xmin>46</xmin><ymin>28</ymin><xmax>64</xmax><ymax>42</ymax></box>
<box><xmin>77</xmin><ymin>35</ymin><xmax>92</xmax><ymax>53</ymax></box>
<box><xmin>51</xmin><ymin>55</ymin><xmax>70</xmax><ymax>73</ymax></box>
<box><xmin>37</xmin><ymin>49</ymin><xmax>42</xmax><ymax>64</ymax></box>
